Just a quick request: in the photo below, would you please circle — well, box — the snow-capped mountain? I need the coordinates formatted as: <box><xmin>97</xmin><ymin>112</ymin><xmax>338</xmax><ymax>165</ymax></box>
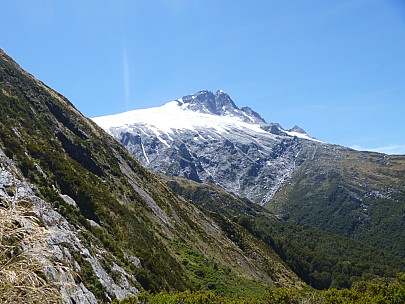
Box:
<box><xmin>93</xmin><ymin>90</ymin><xmax>322</xmax><ymax>204</ymax></box>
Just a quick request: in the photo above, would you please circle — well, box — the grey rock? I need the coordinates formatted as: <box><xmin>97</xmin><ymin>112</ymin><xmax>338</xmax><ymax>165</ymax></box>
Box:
<box><xmin>289</xmin><ymin>125</ymin><xmax>306</xmax><ymax>134</ymax></box>
<box><xmin>125</xmin><ymin>254</ymin><xmax>141</xmax><ymax>268</ymax></box>
<box><xmin>60</xmin><ymin>194</ymin><xmax>78</xmax><ymax>207</ymax></box>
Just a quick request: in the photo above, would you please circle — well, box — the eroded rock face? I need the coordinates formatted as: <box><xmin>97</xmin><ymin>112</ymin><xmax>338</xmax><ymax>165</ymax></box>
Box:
<box><xmin>0</xmin><ymin>148</ymin><xmax>139</xmax><ymax>303</ymax></box>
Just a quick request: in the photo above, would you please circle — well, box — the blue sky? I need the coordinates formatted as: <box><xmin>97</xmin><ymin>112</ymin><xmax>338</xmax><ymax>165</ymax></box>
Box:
<box><xmin>1</xmin><ymin>0</ymin><xmax>405</xmax><ymax>154</ymax></box>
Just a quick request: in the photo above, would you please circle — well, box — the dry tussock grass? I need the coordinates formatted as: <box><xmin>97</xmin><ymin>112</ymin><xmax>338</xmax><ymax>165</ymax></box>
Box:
<box><xmin>0</xmin><ymin>198</ymin><xmax>62</xmax><ymax>303</ymax></box>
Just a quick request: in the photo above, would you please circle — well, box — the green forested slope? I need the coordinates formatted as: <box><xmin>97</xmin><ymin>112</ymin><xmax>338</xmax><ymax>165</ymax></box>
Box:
<box><xmin>266</xmin><ymin>145</ymin><xmax>405</xmax><ymax>258</ymax></box>
<box><xmin>164</xmin><ymin>176</ymin><xmax>404</xmax><ymax>290</ymax></box>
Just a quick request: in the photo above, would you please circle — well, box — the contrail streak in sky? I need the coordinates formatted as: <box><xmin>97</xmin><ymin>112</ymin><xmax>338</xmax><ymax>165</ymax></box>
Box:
<box><xmin>122</xmin><ymin>40</ymin><xmax>130</xmax><ymax>110</ymax></box>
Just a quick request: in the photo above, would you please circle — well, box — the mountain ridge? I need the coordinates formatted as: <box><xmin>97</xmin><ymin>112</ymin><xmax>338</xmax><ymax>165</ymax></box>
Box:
<box><xmin>94</xmin><ymin>89</ymin><xmax>313</xmax><ymax>141</ymax></box>
<box><xmin>93</xmin><ymin>90</ymin><xmax>319</xmax><ymax>205</ymax></box>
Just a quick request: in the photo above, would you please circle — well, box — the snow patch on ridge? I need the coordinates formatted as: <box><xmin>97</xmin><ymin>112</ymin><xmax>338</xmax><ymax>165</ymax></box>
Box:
<box><xmin>283</xmin><ymin>130</ymin><xmax>322</xmax><ymax>143</ymax></box>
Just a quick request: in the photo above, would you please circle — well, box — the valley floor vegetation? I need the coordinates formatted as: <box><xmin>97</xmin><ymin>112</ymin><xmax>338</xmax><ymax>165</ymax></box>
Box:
<box><xmin>114</xmin><ymin>273</ymin><xmax>405</xmax><ymax>304</ymax></box>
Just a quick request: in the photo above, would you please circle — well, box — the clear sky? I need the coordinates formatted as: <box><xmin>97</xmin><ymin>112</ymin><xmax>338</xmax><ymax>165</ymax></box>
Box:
<box><xmin>1</xmin><ymin>0</ymin><xmax>405</xmax><ymax>154</ymax></box>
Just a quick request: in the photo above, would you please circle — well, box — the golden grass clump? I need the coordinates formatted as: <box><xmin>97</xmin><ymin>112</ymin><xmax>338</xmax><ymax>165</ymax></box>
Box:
<box><xmin>0</xmin><ymin>199</ymin><xmax>62</xmax><ymax>303</ymax></box>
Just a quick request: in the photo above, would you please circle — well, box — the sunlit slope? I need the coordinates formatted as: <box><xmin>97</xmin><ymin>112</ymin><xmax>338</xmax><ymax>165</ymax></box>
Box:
<box><xmin>267</xmin><ymin>144</ymin><xmax>405</xmax><ymax>257</ymax></box>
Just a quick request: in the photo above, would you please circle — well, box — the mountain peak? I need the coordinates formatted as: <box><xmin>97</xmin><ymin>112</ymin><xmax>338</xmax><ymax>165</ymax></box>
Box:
<box><xmin>289</xmin><ymin>125</ymin><xmax>306</xmax><ymax>134</ymax></box>
<box><xmin>240</xmin><ymin>106</ymin><xmax>266</xmax><ymax>123</ymax></box>
<box><xmin>177</xmin><ymin>90</ymin><xmax>269</xmax><ymax>124</ymax></box>
<box><xmin>214</xmin><ymin>89</ymin><xmax>238</xmax><ymax>112</ymax></box>
<box><xmin>179</xmin><ymin>90</ymin><xmax>238</xmax><ymax>115</ymax></box>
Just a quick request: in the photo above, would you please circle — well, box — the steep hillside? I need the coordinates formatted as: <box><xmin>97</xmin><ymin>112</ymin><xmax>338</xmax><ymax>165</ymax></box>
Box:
<box><xmin>162</xmin><ymin>175</ymin><xmax>404</xmax><ymax>289</ymax></box>
<box><xmin>0</xmin><ymin>49</ymin><xmax>302</xmax><ymax>302</ymax></box>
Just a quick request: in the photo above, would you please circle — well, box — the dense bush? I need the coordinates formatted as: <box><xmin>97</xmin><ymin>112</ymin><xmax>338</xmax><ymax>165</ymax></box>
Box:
<box><xmin>115</xmin><ymin>274</ymin><xmax>405</xmax><ymax>303</ymax></box>
<box><xmin>237</xmin><ymin>215</ymin><xmax>403</xmax><ymax>289</ymax></box>
<box><xmin>166</xmin><ymin>179</ymin><xmax>404</xmax><ymax>290</ymax></box>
